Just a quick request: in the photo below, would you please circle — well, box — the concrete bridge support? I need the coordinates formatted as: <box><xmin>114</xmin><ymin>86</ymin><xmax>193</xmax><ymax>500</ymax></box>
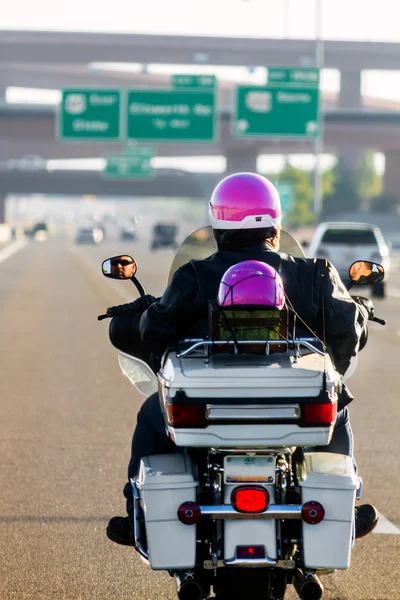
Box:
<box><xmin>0</xmin><ymin>194</ymin><xmax>6</xmax><ymax>224</ymax></box>
<box><xmin>338</xmin><ymin>70</ymin><xmax>363</xmax><ymax>171</ymax></box>
<box><xmin>225</xmin><ymin>148</ymin><xmax>259</xmax><ymax>176</ymax></box>
<box><xmin>383</xmin><ymin>149</ymin><xmax>400</xmax><ymax>201</ymax></box>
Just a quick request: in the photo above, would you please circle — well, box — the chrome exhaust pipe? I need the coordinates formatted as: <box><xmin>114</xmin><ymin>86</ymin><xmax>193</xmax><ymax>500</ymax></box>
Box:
<box><xmin>175</xmin><ymin>572</ymin><xmax>207</xmax><ymax>600</ymax></box>
<box><xmin>294</xmin><ymin>569</ymin><xmax>324</xmax><ymax>600</ymax></box>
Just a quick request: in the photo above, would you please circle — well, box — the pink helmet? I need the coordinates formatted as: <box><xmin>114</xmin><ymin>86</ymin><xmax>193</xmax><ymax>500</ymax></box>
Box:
<box><xmin>218</xmin><ymin>260</ymin><xmax>285</xmax><ymax>309</ymax></box>
<box><xmin>209</xmin><ymin>172</ymin><xmax>281</xmax><ymax>231</ymax></box>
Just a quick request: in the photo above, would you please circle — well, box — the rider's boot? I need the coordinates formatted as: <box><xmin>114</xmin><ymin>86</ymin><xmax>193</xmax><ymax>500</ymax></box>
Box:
<box><xmin>355</xmin><ymin>504</ymin><xmax>379</xmax><ymax>538</ymax></box>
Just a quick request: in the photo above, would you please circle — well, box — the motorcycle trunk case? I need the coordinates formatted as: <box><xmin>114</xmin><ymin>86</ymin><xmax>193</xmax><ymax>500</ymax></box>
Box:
<box><xmin>159</xmin><ymin>351</ymin><xmax>339</xmax><ymax>448</ymax></box>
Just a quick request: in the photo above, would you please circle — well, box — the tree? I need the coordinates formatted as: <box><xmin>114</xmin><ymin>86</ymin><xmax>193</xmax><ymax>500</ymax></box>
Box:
<box><xmin>355</xmin><ymin>152</ymin><xmax>382</xmax><ymax>208</ymax></box>
<box><xmin>270</xmin><ymin>164</ymin><xmax>315</xmax><ymax>226</ymax></box>
<box><xmin>322</xmin><ymin>158</ymin><xmax>361</xmax><ymax>216</ymax></box>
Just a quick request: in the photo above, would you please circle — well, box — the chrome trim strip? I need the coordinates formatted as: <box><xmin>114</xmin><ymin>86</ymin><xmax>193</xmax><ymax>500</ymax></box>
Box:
<box><xmin>199</xmin><ymin>504</ymin><xmax>302</xmax><ymax>520</ymax></box>
<box><xmin>176</xmin><ymin>338</ymin><xmax>326</xmax><ymax>358</ymax></box>
<box><xmin>224</xmin><ymin>556</ymin><xmax>277</xmax><ymax>567</ymax></box>
<box><xmin>206</xmin><ymin>404</ymin><xmax>301</xmax><ymax>420</ymax></box>
<box><xmin>356</xmin><ymin>475</ymin><xmax>363</xmax><ymax>500</ymax></box>
<box><xmin>203</xmin><ymin>558</ymin><xmax>295</xmax><ymax>570</ymax></box>
<box><xmin>131</xmin><ymin>479</ymin><xmax>149</xmax><ymax>564</ymax></box>
<box><xmin>210</xmin><ymin>447</ymin><xmax>294</xmax><ymax>454</ymax></box>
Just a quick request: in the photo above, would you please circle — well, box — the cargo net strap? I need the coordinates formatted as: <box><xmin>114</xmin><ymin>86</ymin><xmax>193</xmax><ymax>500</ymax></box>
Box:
<box><xmin>209</xmin><ymin>303</ymin><xmax>290</xmax><ymax>354</ymax></box>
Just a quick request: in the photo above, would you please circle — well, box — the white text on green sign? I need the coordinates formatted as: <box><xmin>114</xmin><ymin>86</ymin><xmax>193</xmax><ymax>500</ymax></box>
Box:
<box><xmin>127</xmin><ymin>89</ymin><xmax>216</xmax><ymax>142</ymax></box>
<box><xmin>59</xmin><ymin>90</ymin><xmax>121</xmax><ymax>140</ymax></box>
<box><xmin>234</xmin><ymin>86</ymin><xmax>319</xmax><ymax>139</ymax></box>
<box><xmin>267</xmin><ymin>68</ymin><xmax>320</xmax><ymax>88</ymax></box>
<box><xmin>172</xmin><ymin>74</ymin><xmax>216</xmax><ymax>89</ymax></box>
<box><xmin>103</xmin><ymin>151</ymin><xmax>153</xmax><ymax>179</ymax></box>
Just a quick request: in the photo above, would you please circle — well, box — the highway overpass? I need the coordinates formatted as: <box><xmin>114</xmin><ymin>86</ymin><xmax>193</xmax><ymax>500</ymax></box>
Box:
<box><xmin>0</xmin><ymin>168</ymin><xmax>219</xmax><ymax>223</ymax></box>
<box><xmin>2</xmin><ymin>30</ymin><xmax>400</xmax><ymax>70</ymax></box>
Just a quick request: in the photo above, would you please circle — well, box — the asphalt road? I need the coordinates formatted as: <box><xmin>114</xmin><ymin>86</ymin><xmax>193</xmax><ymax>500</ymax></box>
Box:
<box><xmin>0</xmin><ymin>237</ymin><xmax>399</xmax><ymax>600</ymax></box>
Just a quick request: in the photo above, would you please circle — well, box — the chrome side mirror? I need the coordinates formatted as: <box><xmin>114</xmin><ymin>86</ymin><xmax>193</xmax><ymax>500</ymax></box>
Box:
<box><xmin>349</xmin><ymin>261</ymin><xmax>384</xmax><ymax>286</ymax></box>
<box><xmin>102</xmin><ymin>255</ymin><xmax>137</xmax><ymax>280</ymax></box>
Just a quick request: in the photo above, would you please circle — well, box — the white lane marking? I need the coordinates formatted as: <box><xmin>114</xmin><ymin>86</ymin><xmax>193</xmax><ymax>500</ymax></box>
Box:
<box><xmin>373</xmin><ymin>512</ymin><xmax>400</xmax><ymax>535</ymax></box>
<box><xmin>0</xmin><ymin>239</ymin><xmax>28</xmax><ymax>264</ymax></box>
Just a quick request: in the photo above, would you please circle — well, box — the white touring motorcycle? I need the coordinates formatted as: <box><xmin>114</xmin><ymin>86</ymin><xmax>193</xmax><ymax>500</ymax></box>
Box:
<box><xmin>99</xmin><ymin>228</ymin><xmax>386</xmax><ymax>600</ymax></box>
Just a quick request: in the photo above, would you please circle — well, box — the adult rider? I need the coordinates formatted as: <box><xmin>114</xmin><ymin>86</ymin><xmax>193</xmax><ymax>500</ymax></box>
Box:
<box><xmin>106</xmin><ymin>172</ymin><xmax>379</xmax><ymax>546</ymax></box>
<box><xmin>110</xmin><ymin>256</ymin><xmax>136</xmax><ymax>279</ymax></box>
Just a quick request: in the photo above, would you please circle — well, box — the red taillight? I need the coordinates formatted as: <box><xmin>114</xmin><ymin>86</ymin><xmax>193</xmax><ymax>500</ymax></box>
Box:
<box><xmin>301</xmin><ymin>501</ymin><xmax>325</xmax><ymax>525</ymax></box>
<box><xmin>177</xmin><ymin>501</ymin><xmax>201</xmax><ymax>525</ymax></box>
<box><xmin>166</xmin><ymin>403</ymin><xmax>204</xmax><ymax>427</ymax></box>
<box><xmin>303</xmin><ymin>402</ymin><xmax>337</xmax><ymax>426</ymax></box>
<box><xmin>236</xmin><ymin>545</ymin><xmax>265</xmax><ymax>559</ymax></box>
<box><xmin>231</xmin><ymin>486</ymin><xmax>269</xmax><ymax>513</ymax></box>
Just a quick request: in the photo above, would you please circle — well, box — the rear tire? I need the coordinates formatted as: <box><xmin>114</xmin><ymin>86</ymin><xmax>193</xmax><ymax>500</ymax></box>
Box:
<box><xmin>372</xmin><ymin>281</ymin><xmax>385</xmax><ymax>299</ymax></box>
<box><xmin>213</xmin><ymin>568</ymin><xmax>286</xmax><ymax>600</ymax></box>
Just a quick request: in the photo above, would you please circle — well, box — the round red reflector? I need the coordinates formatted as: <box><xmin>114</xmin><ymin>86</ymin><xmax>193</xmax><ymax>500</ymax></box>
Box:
<box><xmin>177</xmin><ymin>501</ymin><xmax>201</xmax><ymax>525</ymax></box>
<box><xmin>232</xmin><ymin>487</ymin><xmax>269</xmax><ymax>513</ymax></box>
<box><xmin>301</xmin><ymin>501</ymin><xmax>325</xmax><ymax>525</ymax></box>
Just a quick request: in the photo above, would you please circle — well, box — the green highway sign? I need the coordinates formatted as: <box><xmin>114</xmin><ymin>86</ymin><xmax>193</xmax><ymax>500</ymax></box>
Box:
<box><xmin>59</xmin><ymin>90</ymin><xmax>121</xmax><ymax>140</ymax></box>
<box><xmin>172</xmin><ymin>74</ymin><xmax>216</xmax><ymax>89</ymax></box>
<box><xmin>275</xmin><ymin>183</ymin><xmax>294</xmax><ymax>214</ymax></box>
<box><xmin>103</xmin><ymin>147</ymin><xmax>153</xmax><ymax>179</ymax></box>
<box><xmin>126</xmin><ymin>89</ymin><xmax>216</xmax><ymax>142</ymax></box>
<box><xmin>234</xmin><ymin>85</ymin><xmax>320</xmax><ymax>139</ymax></box>
<box><xmin>267</xmin><ymin>67</ymin><xmax>319</xmax><ymax>87</ymax></box>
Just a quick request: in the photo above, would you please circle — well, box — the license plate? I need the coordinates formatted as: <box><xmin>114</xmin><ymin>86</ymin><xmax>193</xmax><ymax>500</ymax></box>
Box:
<box><xmin>224</xmin><ymin>455</ymin><xmax>275</xmax><ymax>483</ymax></box>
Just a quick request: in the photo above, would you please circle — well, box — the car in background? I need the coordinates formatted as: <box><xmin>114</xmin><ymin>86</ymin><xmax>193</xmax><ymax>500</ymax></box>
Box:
<box><xmin>75</xmin><ymin>226</ymin><xmax>104</xmax><ymax>244</ymax></box>
<box><xmin>306</xmin><ymin>222</ymin><xmax>390</xmax><ymax>298</ymax></box>
<box><xmin>24</xmin><ymin>221</ymin><xmax>49</xmax><ymax>238</ymax></box>
<box><xmin>7</xmin><ymin>155</ymin><xmax>47</xmax><ymax>171</ymax></box>
<box><xmin>150</xmin><ymin>222</ymin><xmax>178</xmax><ymax>251</ymax></box>
<box><xmin>120</xmin><ymin>223</ymin><xmax>137</xmax><ymax>241</ymax></box>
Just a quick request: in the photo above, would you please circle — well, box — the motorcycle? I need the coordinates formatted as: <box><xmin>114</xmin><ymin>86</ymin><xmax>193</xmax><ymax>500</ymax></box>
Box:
<box><xmin>98</xmin><ymin>228</ymin><xmax>386</xmax><ymax>600</ymax></box>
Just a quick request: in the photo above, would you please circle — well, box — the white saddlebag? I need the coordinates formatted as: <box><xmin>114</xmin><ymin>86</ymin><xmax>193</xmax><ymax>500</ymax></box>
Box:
<box><xmin>137</xmin><ymin>453</ymin><xmax>198</xmax><ymax>570</ymax></box>
<box><xmin>159</xmin><ymin>351</ymin><xmax>340</xmax><ymax>448</ymax></box>
<box><xmin>300</xmin><ymin>452</ymin><xmax>358</xmax><ymax>569</ymax></box>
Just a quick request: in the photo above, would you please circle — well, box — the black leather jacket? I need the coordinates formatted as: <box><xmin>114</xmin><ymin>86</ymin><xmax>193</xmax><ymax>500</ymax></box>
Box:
<box><xmin>140</xmin><ymin>244</ymin><xmax>369</xmax><ymax>375</ymax></box>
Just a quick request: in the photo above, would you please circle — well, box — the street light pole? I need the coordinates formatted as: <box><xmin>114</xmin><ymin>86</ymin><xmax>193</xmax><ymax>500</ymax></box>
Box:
<box><xmin>313</xmin><ymin>0</ymin><xmax>325</xmax><ymax>219</ymax></box>
<box><xmin>283</xmin><ymin>0</ymin><xmax>290</xmax><ymax>38</ymax></box>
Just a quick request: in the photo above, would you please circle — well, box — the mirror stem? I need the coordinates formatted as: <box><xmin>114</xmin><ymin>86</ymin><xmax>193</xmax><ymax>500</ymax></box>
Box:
<box><xmin>131</xmin><ymin>276</ymin><xmax>146</xmax><ymax>298</ymax></box>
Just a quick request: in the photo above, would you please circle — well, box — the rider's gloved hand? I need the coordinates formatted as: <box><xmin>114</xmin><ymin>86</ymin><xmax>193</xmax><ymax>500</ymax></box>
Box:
<box><xmin>131</xmin><ymin>294</ymin><xmax>158</xmax><ymax>313</ymax></box>
<box><xmin>106</xmin><ymin>295</ymin><xmax>157</xmax><ymax>317</ymax></box>
<box><xmin>352</xmin><ymin>296</ymin><xmax>375</xmax><ymax>320</ymax></box>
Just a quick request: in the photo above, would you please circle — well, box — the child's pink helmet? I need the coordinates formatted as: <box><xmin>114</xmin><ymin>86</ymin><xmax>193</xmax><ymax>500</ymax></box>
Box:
<box><xmin>218</xmin><ymin>260</ymin><xmax>285</xmax><ymax>309</ymax></box>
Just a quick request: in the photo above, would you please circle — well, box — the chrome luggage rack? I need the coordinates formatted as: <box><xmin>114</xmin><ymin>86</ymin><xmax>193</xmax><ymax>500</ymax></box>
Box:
<box><xmin>175</xmin><ymin>337</ymin><xmax>326</xmax><ymax>361</ymax></box>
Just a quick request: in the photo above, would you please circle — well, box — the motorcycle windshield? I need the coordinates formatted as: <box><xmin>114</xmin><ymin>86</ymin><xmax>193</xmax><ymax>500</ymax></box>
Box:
<box><xmin>118</xmin><ymin>351</ymin><xmax>158</xmax><ymax>396</ymax></box>
<box><xmin>168</xmin><ymin>226</ymin><xmax>305</xmax><ymax>283</ymax></box>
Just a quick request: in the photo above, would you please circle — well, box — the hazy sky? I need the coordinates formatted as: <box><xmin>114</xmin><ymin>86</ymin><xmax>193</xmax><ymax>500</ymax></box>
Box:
<box><xmin>2</xmin><ymin>0</ymin><xmax>396</xmax><ymax>40</ymax></box>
